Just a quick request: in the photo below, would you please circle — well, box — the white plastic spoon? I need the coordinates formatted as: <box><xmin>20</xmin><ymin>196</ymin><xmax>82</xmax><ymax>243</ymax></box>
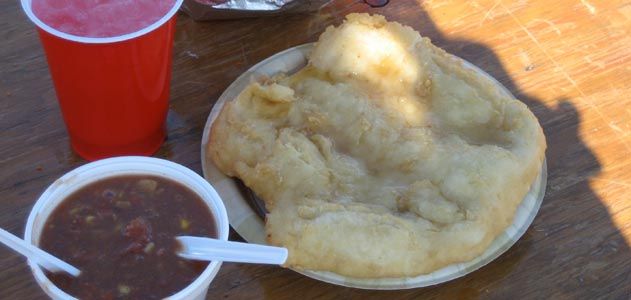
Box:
<box><xmin>176</xmin><ymin>236</ymin><xmax>288</xmax><ymax>265</ymax></box>
<box><xmin>0</xmin><ymin>228</ymin><xmax>80</xmax><ymax>276</ymax></box>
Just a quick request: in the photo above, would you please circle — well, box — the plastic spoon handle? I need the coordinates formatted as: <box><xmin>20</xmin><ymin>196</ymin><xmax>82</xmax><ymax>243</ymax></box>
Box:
<box><xmin>176</xmin><ymin>236</ymin><xmax>288</xmax><ymax>265</ymax></box>
<box><xmin>0</xmin><ymin>228</ymin><xmax>80</xmax><ymax>277</ymax></box>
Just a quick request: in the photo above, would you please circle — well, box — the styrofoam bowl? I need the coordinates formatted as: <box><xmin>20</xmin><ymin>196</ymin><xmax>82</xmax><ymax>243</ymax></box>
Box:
<box><xmin>24</xmin><ymin>156</ymin><xmax>230</xmax><ymax>299</ymax></box>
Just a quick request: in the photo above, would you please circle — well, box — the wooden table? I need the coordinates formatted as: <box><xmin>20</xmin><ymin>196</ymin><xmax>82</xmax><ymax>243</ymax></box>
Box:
<box><xmin>1</xmin><ymin>0</ymin><xmax>630</xmax><ymax>299</ymax></box>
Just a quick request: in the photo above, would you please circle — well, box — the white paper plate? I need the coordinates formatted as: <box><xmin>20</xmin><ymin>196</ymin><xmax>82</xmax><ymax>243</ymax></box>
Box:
<box><xmin>201</xmin><ymin>43</ymin><xmax>547</xmax><ymax>289</ymax></box>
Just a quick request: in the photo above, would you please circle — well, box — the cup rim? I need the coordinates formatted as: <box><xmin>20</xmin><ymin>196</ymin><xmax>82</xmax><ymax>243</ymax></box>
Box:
<box><xmin>20</xmin><ymin>0</ymin><xmax>184</xmax><ymax>44</ymax></box>
<box><xmin>24</xmin><ymin>156</ymin><xmax>229</xmax><ymax>300</ymax></box>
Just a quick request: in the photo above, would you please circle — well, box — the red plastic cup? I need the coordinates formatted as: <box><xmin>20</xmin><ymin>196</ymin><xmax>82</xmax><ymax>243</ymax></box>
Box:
<box><xmin>21</xmin><ymin>0</ymin><xmax>183</xmax><ymax>161</ymax></box>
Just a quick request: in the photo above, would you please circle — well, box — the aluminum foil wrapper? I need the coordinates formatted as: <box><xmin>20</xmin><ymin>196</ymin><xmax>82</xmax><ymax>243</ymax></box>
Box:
<box><xmin>181</xmin><ymin>0</ymin><xmax>331</xmax><ymax>20</ymax></box>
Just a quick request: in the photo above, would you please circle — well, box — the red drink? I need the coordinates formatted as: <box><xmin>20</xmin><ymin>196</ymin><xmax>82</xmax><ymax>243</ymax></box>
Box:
<box><xmin>32</xmin><ymin>0</ymin><xmax>176</xmax><ymax>38</ymax></box>
<box><xmin>22</xmin><ymin>0</ymin><xmax>183</xmax><ymax>160</ymax></box>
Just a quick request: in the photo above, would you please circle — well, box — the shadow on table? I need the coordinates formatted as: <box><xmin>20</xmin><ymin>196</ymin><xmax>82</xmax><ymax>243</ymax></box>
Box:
<box><xmin>198</xmin><ymin>1</ymin><xmax>628</xmax><ymax>299</ymax></box>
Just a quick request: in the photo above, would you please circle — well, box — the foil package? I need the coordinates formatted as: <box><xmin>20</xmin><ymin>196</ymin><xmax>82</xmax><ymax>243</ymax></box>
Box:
<box><xmin>181</xmin><ymin>0</ymin><xmax>332</xmax><ymax>20</ymax></box>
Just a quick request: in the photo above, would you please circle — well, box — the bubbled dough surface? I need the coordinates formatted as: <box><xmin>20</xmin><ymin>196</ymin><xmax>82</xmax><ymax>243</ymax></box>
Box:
<box><xmin>207</xmin><ymin>13</ymin><xmax>546</xmax><ymax>278</ymax></box>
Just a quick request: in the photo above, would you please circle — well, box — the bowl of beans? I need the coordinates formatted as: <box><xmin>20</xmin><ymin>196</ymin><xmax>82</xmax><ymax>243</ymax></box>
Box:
<box><xmin>24</xmin><ymin>156</ymin><xmax>229</xmax><ymax>300</ymax></box>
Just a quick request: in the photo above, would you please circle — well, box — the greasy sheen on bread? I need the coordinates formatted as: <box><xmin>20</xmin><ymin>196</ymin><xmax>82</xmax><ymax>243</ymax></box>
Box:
<box><xmin>207</xmin><ymin>13</ymin><xmax>546</xmax><ymax>278</ymax></box>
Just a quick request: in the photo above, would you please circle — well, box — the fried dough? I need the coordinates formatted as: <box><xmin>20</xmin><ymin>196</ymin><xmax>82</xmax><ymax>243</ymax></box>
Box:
<box><xmin>207</xmin><ymin>13</ymin><xmax>546</xmax><ymax>278</ymax></box>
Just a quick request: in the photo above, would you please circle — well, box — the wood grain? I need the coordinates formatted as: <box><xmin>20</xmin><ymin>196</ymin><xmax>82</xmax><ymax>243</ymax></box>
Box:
<box><xmin>1</xmin><ymin>0</ymin><xmax>630</xmax><ymax>299</ymax></box>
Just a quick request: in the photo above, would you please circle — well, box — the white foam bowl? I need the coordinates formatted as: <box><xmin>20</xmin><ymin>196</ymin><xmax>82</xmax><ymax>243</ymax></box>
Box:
<box><xmin>24</xmin><ymin>156</ymin><xmax>229</xmax><ymax>300</ymax></box>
